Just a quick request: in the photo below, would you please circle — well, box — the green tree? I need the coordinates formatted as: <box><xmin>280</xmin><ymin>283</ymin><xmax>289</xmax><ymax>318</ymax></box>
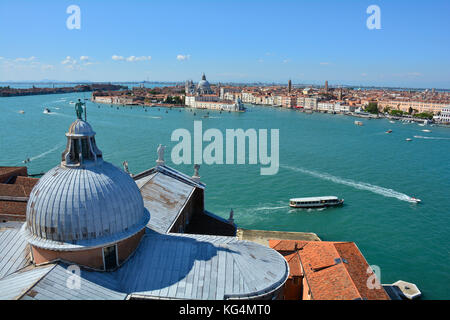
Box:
<box><xmin>365</xmin><ymin>102</ymin><xmax>379</xmax><ymax>114</ymax></box>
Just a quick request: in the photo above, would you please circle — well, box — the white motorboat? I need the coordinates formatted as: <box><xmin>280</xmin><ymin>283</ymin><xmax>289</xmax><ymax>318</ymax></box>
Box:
<box><xmin>354</xmin><ymin>120</ymin><xmax>363</xmax><ymax>126</ymax></box>
<box><xmin>43</xmin><ymin>108</ymin><xmax>51</xmax><ymax>114</ymax></box>
<box><xmin>406</xmin><ymin>138</ymin><xmax>412</xmax><ymax>141</ymax></box>
<box><xmin>289</xmin><ymin>196</ymin><xmax>344</xmax><ymax>208</ymax></box>
<box><xmin>422</xmin><ymin>129</ymin><xmax>431</xmax><ymax>133</ymax></box>
<box><xmin>409</xmin><ymin>197</ymin><xmax>421</xmax><ymax>203</ymax></box>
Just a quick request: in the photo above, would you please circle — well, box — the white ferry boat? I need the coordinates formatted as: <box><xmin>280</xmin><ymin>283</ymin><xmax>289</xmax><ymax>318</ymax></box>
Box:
<box><xmin>354</xmin><ymin>120</ymin><xmax>363</xmax><ymax>126</ymax></box>
<box><xmin>289</xmin><ymin>196</ymin><xmax>344</xmax><ymax>208</ymax></box>
<box><xmin>43</xmin><ymin>108</ymin><xmax>51</xmax><ymax>114</ymax></box>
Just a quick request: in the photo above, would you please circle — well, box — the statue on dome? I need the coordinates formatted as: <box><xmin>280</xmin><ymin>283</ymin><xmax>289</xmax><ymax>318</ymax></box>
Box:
<box><xmin>75</xmin><ymin>99</ymin><xmax>86</xmax><ymax>119</ymax></box>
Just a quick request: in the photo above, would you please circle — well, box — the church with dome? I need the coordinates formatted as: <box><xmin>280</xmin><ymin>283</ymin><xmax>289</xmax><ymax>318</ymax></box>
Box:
<box><xmin>0</xmin><ymin>112</ymin><xmax>287</xmax><ymax>300</ymax></box>
<box><xmin>185</xmin><ymin>73</ymin><xmax>245</xmax><ymax>112</ymax></box>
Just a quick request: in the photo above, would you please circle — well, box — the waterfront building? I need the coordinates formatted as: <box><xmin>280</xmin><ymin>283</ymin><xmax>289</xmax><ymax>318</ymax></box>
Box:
<box><xmin>303</xmin><ymin>97</ymin><xmax>318</xmax><ymax>110</ymax></box>
<box><xmin>325</xmin><ymin>80</ymin><xmax>328</xmax><ymax>93</ymax></box>
<box><xmin>0</xmin><ymin>116</ymin><xmax>288</xmax><ymax>299</ymax></box>
<box><xmin>185</xmin><ymin>73</ymin><xmax>245</xmax><ymax>112</ymax></box>
<box><xmin>377</xmin><ymin>100</ymin><xmax>448</xmax><ymax>115</ymax></box>
<box><xmin>434</xmin><ymin>107</ymin><xmax>450</xmax><ymax>123</ymax></box>
<box><xmin>269</xmin><ymin>240</ymin><xmax>390</xmax><ymax>300</ymax></box>
<box><xmin>280</xmin><ymin>95</ymin><xmax>296</xmax><ymax>108</ymax></box>
<box><xmin>317</xmin><ymin>102</ymin><xmax>336</xmax><ymax>113</ymax></box>
<box><xmin>288</xmin><ymin>80</ymin><xmax>292</xmax><ymax>93</ymax></box>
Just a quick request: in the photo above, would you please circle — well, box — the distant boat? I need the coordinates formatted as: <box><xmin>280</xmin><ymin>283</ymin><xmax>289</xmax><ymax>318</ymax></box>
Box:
<box><xmin>43</xmin><ymin>108</ymin><xmax>51</xmax><ymax>114</ymax></box>
<box><xmin>422</xmin><ymin>129</ymin><xmax>431</xmax><ymax>133</ymax></box>
<box><xmin>386</xmin><ymin>129</ymin><xmax>392</xmax><ymax>133</ymax></box>
<box><xmin>19</xmin><ymin>110</ymin><xmax>25</xmax><ymax>114</ymax></box>
<box><xmin>418</xmin><ymin>123</ymin><xmax>426</xmax><ymax>127</ymax></box>
<box><xmin>23</xmin><ymin>158</ymin><xmax>30</xmax><ymax>164</ymax></box>
<box><xmin>289</xmin><ymin>196</ymin><xmax>344</xmax><ymax>209</ymax></box>
<box><xmin>409</xmin><ymin>197</ymin><xmax>421</xmax><ymax>203</ymax></box>
<box><xmin>69</xmin><ymin>101</ymin><xmax>75</xmax><ymax>105</ymax></box>
<box><xmin>389</xmin><ymin>120</ymin><xmax>395</xmax><ymax>124</ymax></box>
<box><xmin>406</xmin><ymin>138</ymin><xmax>412</xmax><ymax>141</ymax></box>
<box><xmin>354</xmin><ymin>120</ymin><xmax>363</xmax><ymax>126</ymax></box>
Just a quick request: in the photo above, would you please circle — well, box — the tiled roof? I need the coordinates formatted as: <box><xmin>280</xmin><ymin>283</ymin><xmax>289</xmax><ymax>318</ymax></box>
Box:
<box><xmin>269</xmin><ymin>240</ymin><xmax>390</xmax><ymax>300</ymax></box>
<box><xmin>134</xmin><ymin>165</ymin><xmax>206</xmax><ymax>234</ymax></box>
<box><xmin>0</xmin><ymin>226</ymin><xmax>31</xmax><ymax>279</ymax></box>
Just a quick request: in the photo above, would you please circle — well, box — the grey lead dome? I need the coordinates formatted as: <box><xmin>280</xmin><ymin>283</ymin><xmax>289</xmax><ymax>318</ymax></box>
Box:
<box><xmin>23</xmin><ymin>119</ymin><xmax>149</xmax><ymax>250</ymax></box>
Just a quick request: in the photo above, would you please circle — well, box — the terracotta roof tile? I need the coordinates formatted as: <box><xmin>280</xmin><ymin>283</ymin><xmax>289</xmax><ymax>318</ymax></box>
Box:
<box><xmin>0</xmin><ymin>184</ymin><xmax>27</xmax><ymax>197</ymax></box>
<box><xmin>269</xmin><ymin>240</ymin><xmax>390</xmax><ymax>300</ymax></box>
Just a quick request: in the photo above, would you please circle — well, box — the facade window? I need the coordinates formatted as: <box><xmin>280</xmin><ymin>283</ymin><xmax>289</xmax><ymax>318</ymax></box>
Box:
<box><xmin>103</xmin><ymin>245</ymin><xmax>118</xmax><ymax>270</ymax></box>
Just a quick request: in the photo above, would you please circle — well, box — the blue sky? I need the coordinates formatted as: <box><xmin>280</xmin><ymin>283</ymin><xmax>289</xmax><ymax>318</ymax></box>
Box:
<box><xmin>0</xmin><ymin>0</ymin><xmax>449</xmax><ymax>88</ymax></box>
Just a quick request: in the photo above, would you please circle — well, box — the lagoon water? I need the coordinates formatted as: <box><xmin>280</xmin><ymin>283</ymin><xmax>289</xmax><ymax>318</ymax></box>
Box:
<box><xmin>1</xmin><ymin>92</ymin><xmax>449</xmax><ymax>299</ymax></box>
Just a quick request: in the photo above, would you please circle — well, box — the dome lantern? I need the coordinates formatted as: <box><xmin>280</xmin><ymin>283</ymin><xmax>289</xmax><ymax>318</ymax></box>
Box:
<box><xmin>61</xmin><ymin>119</ymin><xmax>103</xmax><ymax>167</ymax></box>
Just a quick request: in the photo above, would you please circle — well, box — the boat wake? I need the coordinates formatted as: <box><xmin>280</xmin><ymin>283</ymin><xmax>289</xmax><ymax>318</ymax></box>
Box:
<box><xmin>281</xmin><ymin>165</ymin><xmax>412</xmax><ymax>202</ymax></box>
<box><xmin>413</xmin><ymin>135</ymin><xmax>450</xmax><ymax>140</ymax></box>
<box><xmin>28</xmin><ymin>144</ymin><xmax>63</xmax><ymax>162</ymax></box>
<box><xmin>254</xmin><ymin>205</ymin><xmax>287</xmax><ymax>211</ymax></box>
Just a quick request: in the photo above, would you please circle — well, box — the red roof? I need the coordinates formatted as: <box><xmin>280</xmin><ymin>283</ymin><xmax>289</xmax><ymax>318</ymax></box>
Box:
<box><xmin>269</xmin><ymin>240</ymin><xmax>390</xmax><ymax>300</ymax></box>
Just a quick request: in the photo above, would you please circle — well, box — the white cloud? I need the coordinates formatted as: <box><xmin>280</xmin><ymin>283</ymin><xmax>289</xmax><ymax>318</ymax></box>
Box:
<box><xmin>15</xmin><ymin>56</ymin><xmax>36</xmax><ymax>62</ymax></box>
<box><xmin>62</xmin><ymin>56</ymin><xmax>77</xmax><ymax>65</ymax></box>
<box><xmin>126</xmin><ymin>56</ymin><xmax>152</xmax><ymax>62</ymax></box>
<box><xmin>112</xmin><ymin>55</ymin><xmax>125</xmax><ymax>61</ymax></box>
<box><xmin>283</xmin><ymin>59</ymin><xmax>290</xmax><ymax>64</ymax></box>
<box><xmin>113</xmin><ymin>55</ymin><xmax>151</xmax><ymax>62</ymax></box>
<box><xmin>80</xmin><ymin>56</ymin><xmax>89</xmax><ymax>61</ymax></box>
<box><xmin>177</xmin><ymin>54</ymin><xmax>190</xmax><ymax>61</ymax></box>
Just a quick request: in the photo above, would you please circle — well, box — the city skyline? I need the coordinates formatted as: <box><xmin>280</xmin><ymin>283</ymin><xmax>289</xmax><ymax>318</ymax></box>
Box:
<box><xmin>0</xmin><ymin>0</ymin><xmax>449</xmax><ymax>88</ymax></box>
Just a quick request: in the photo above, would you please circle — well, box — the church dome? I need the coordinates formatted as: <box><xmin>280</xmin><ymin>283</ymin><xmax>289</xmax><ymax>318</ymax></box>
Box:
<box><xmin>67</xmin><ymin>119</ymin><xmax>96</xmax><ymax>137</ymax></box>
<box><xmin>197</xmin><ymin>73</ymin><xmax>212</xmax><ymax>93</ymax></box>
<box><xmin>22</xmin><ymin>118</ymin><xmax>149</xmax><ymax>251</ymax></box>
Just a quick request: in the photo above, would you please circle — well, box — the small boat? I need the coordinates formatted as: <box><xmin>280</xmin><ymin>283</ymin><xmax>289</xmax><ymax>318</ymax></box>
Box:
<box><xmin>422</xmin><ymin>129</ymin><xmax>431</xmax><ymax>133</ymax></box>
<box><xmin>418</xmin><ymin>123</ymin><xmax>426</xmax><ymax>127</ymax></box>
<box><xmin>23</xmin><ymin>158</ymin><xmax>30</xmax><ymax>164</ymax></box>
<box><xmin>354</xmin><ymin>120</ymin><xmax>363</xmax><ymax>126</ymax></box>
<box><xmin>19</xmin><ymin>110</ymin><xmax>25</xmax><ymax>114</ymax></box>
<box><xmin>389</xmin><ymin>120</ymin><xmax>396</xmax><ymax>124</ymax></box>
<box><xmin>69</xmin><ymin>101</ymin><xmax>75</xmax><ymax>105</ymax></box>
<box><xmin>289</xmin><ymin>196</ymin><xmax>344</xmax><ymax>209</ymax></box>
<box><xmin>43</xmin><ymin>108</ymin><xmax>51</xmax><ymax>114</ymax></box>
<box><xmin>386</xmin><ymin>129</ymin><xmax>392</xmax><ymax>133</ymax></box>
<box><xmin>409</xmin><ymin>197</ymin><xmax>421</xmax><ymax>203</ymax></box>
<box><xmin>406</xmin><ymin>138</ymin><xmax>412</xmax><ymax>141</ymax></box>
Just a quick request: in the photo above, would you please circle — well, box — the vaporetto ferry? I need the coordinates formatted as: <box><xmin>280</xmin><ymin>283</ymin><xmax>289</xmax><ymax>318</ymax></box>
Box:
<box><xmin>289</xmin><ymin>196</ymin><xmax>344</xmax><ymax>208</ymax></box>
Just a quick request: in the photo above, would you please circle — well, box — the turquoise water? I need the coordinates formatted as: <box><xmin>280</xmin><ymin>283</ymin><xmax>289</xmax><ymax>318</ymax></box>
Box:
<box><xmin>1</xmin><ymin>92</ymin><xmax>449</xmax><ymax>299</ymax></box>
